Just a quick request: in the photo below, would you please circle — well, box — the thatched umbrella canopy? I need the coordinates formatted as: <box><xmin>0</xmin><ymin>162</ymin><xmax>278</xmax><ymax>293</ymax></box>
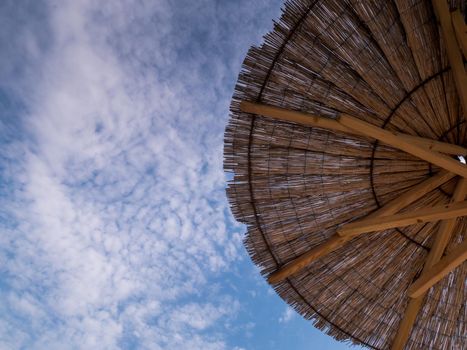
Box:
<box><xmin>224</xmin><ymin>1</ymin><xmax>467</xmax><ymax>349</ymax></box>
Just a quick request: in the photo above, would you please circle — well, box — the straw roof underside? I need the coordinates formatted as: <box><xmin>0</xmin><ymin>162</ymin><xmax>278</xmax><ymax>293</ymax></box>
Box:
<box><xmin>224</xmin><ymin>1</ymin><xmax>466</xmax><ymax>349</ymax></box>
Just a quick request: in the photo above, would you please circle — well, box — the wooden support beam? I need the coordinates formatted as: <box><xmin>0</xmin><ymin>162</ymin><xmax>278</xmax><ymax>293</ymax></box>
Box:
<box><xmin>424</xmin><ymin>178</ymin><xmax>467</xmax><ymax>267</ymax></box>
<box><xmin>432</xmin><ymin>0</ymin><xmax>467</xmax><ymax>119</ymax></box>
<box><xmin>406</xmin><ymin>135</ymin><xmax>467</xmax><ymax>156</ymax></box>
<box><xmin>338</xmin><ymin>201</ymin><xmax>467</xmax><ymax>236</ymax></box>
<box><xmin>409</xmin><ymin>239</ymin><xmax>467</xmax><ymax>298</ymax></box>
<box><xmin>390</xmin><ymin>298</ymin><xmax>425</xmax><ymax>350</ymax></box>
<box><xmin>267</xmin><ymin>171</ymin><xmax>455</xmax><ymax>284</ymax></box>
<box><xmin>240</xmin><ymin>101</ymin><xmax>467</xmax><ymax>155</ymax></box>
<box><xmin>340</xmin><ymin>170</ymin><xmax>456</xmax><ymax>238</ymax></box>
<box><xmin>390</xmin><ymin>178</ymin><xmax>467</xmax><ymax>350</ymax></box>
<box><xmin>339</xmin><ymin>114</ymin><xmax>467</xmax><ymax>177</ymax></box>
<box><xmin>364</xmin><ymin>170</ymin><xmax>456</xmax><ymax>218</ymax></box>
<box><xmin>240</xmin><ymin>101</ymin><xmax>350</xmax><ymax>133</ymax></box>
<box><xmin>451</xmin><ymin>10</ymin><xmax>467</xmax><ymax>58</ymax></box>
<box><xmin>267</xmin><ymin>234</ymin><xmax>348</xmax><ymax>284</ymax></box>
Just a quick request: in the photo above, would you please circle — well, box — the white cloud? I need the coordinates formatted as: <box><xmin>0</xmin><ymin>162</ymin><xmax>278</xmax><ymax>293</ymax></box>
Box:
<box><xmin>0</xmin><ymin>0</ymin><xmax>282</xmax><ymax>348</ymax></box>
<box><xmin>279</xmin><ymin>307</ymin><xmax>296</xmax><ymax>324</ymax></box>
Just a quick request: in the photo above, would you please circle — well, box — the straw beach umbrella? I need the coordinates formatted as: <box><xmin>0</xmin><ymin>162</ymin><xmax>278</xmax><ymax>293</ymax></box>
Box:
<box><xmin>224</xmin><ymin>1</ymin><xmax>466</xmax><ymax>349</ymax></box>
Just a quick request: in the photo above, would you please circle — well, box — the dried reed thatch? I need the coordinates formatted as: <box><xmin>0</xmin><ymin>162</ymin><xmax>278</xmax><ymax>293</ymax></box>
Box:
<box><xmin>224</xmin><ymin>1</ymin><xmax>467</xmax><ymax>349</ymax></box>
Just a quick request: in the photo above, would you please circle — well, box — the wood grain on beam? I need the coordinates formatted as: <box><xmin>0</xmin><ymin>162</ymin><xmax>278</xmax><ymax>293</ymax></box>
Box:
<box><xmin>390</xmin><ymin>297</ymin><xmax>425</xmax><ymax>350</ymax></box>
<box><xmin>240</xmin><ymin>101</ymin><xmax>350</xmax><ymax>133</ymax></box>
<box><xmin>409</xmin><ymin>239</ymin><xmax>467</xmax><ymax>298</ymax></box>
<box><xmin>267</xmin><ymin>234</ymin><xmax>347</xmax><ymax>284</ymax></box>
<box><xmin>363</xmin><ymin>170</ymin><xmax>456</xmax><ymax>218</ymax></box>
<box><xmin>432</xmin><ymin>0</ymin><xmax>467</xmax><ymax>119</ymax></box>
<box><xmin>339</xmin><ymin>170</ymin><xmax>456</xmax><ymax>238</ymax></box>
<box><xmin>240</xmin><ymin>101</ymin><xmax>467</xmax><ymax>155</ymax></box>
<box><xmin>406</xmin><ymin>135</ymin><xmax>467</xmax><ymax>155</ymax></box>
<box><xmin>338</xmin><ymin>201</ymin><xmax>467</xmax><ymax>236</ymax></box>
<box><xmin>339</xmin><ymin>114</ymin><xmax>467</xmax><ymax>177</ymax></box>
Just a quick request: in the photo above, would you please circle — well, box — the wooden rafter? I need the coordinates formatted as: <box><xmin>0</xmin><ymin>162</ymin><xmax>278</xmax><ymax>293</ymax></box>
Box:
<box><xmin>409</xmin><ymin>239</ymin><xmax>467</xmax><ymax>298</ymax></box>
<box><xmin>413</xmin><ymin>136</ymin><xmax>467</xmax><ymax>155</ymax></box>
<box><xmin>268</xmin><ymin>234</ymin><xmax>347</xmax><ymax>284</ymax></box>
<box><xmin>451</xmin><ymin>10</ymin><xmax>467</xmax><ymax>58</ymax></box>
<box><xmin>432</xmin><ymin>0</ymin><xmax>467</xmax><ymax>119</ymax></box>
<box><xmin>373</xmin><ymin>170</ymin><xmax>456</xmax><ymax>216</ymax></box>
<box><xmin>390</xmin><ymin>178</ymin><xmax>467</xmax><ymax>350</ymax></box>
<box><xmin>240</xmin><ymin>101</ymin><xmax>467</xmax><ymax>155</ymax></box>
<box><xmin>338</xmin><ymin>201</ymin><xmax>467</xmax><ymax>236</ymax></box>
<box><xmin>267</xmin><ymin>171</ymin><xmax>456</xmax><ymax>284</ymax></box>
<box><xmin>242</xmin><ymin>101</ymin><xmax>467</xmax><ymax>285</ymax></box>
<box><xmin>390</xmin><ymin>297</ymin><xmax>426</xmax><ymax>350</ymax></box>
<box><xmin>240</xmin><ymin>101</ymin><xmax>349</xmax><ymax>134</ymax></box>
<box><xmin>339</xmin><ymin>114</ymin><xmax>467</xmax><ymax>177</ymax></box>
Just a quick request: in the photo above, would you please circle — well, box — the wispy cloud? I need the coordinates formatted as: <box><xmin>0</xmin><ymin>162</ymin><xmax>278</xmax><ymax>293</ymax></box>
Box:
<box><xmin>279</xmin><ymin>307</ymin><xmax>295</xmax><ymax>324</ymax></box>
<box><xmin>0</xmin><ymin>0</ymin><xmax>282</xmax><ymax>349</ymax></box>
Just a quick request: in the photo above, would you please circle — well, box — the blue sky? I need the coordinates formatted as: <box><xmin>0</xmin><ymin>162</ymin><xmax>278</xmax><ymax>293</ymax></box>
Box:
<box><xmin>0</xmin><ymin>1</ymin><xmax>362</xmax><ymax>349</ymax></box>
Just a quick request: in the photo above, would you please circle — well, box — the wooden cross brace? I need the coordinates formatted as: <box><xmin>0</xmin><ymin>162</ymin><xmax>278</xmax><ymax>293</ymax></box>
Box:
<box><xmin>240</xmin><ymin>100</ymin><xmax>467</xmax><ymax>284</ymax></box>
